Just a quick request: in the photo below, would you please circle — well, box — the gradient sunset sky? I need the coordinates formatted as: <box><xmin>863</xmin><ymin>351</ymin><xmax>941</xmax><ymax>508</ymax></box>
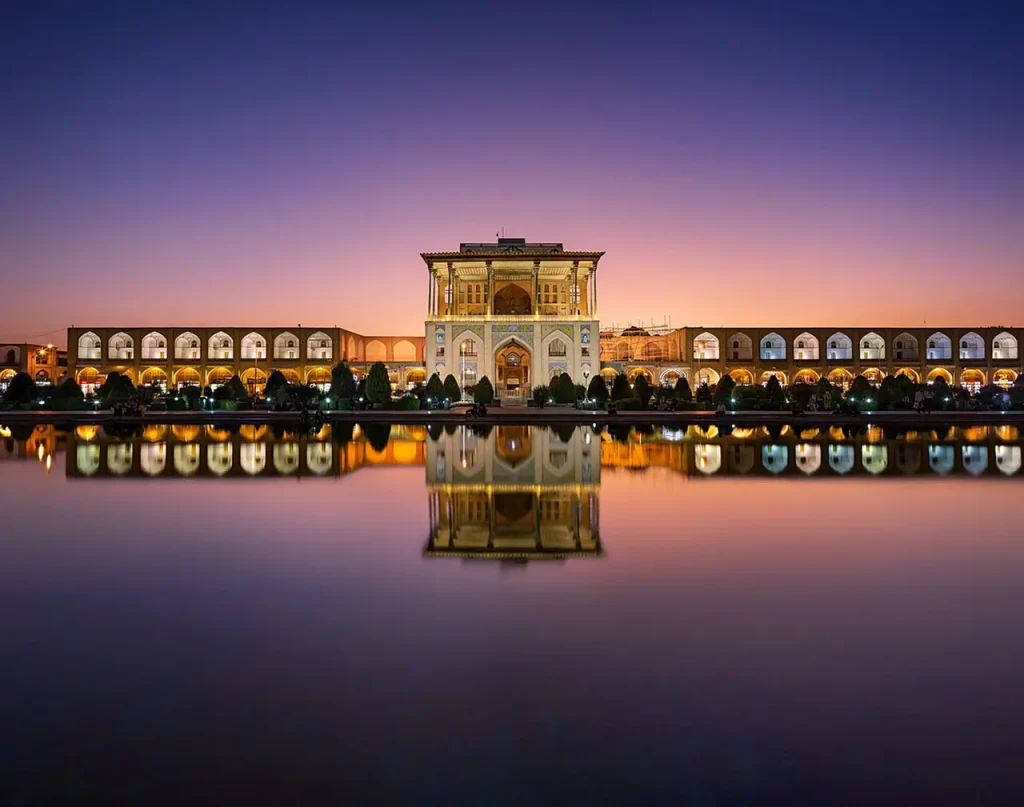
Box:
<box><xmin>2</xmin><ymin>1</ymin><xmax>1022</xmax><ymax>346</ymax></box>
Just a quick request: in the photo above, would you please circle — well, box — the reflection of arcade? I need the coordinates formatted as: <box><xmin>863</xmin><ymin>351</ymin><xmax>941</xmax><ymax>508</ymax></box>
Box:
<box><xmin>599</xmin><ymin>424</ymin><xmax>1024</xmax><ymax>478</ymax></box>
<box><xmin>65</xmin><ymin>424</ymin><xmax>428</xmax><ymax>478</ymax></box>
<box><xmin>425</xmin><ymin>425</ymin><xmax>600</xmax><ymax>560</ymax></box>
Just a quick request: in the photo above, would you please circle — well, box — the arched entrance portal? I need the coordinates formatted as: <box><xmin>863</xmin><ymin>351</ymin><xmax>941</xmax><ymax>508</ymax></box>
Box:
<box><xmin>496</xmin><ymin>340</ymin><xmax>531</xmax><ymax>399</ymax></box>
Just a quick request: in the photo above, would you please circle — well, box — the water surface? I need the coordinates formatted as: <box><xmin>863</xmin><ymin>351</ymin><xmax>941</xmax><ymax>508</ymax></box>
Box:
<box><xmin>2</xmin><ymin>422</ymin><xmax>1023</xmax><ymax>804</ymax></box>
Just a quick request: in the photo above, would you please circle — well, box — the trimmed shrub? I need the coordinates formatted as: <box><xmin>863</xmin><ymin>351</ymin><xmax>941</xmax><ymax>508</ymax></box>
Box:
<box><xmin>474</xmin><ymin>376</ymin><xmax>494</xmax><ymax>404</ymax></box>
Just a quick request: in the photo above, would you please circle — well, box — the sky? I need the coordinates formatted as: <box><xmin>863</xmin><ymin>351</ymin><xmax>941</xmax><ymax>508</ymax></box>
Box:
<box><xmin>1</xmin><ymin>0</ymin><xmax>1022</xmax><ymax>347</ymax></box>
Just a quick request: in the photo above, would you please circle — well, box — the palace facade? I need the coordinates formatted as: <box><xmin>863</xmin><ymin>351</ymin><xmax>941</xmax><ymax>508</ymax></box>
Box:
<box><xmin>423</xmin><ymin>238</ymin><xmax>600</xmax><ymax>400</ymax></box>
<box><xmin>599</xmin><ymin>326</ymin><xmax>1022</xmax><ymax>393</ymax></box>
<box><xmin>0</xmin><ymin>343</ymin><xmax>67</xmax><ymax>390</ymax></box>
<box><xmin>66</xmin><ymin>326</ymin><xmax>425</xmax><ymax>394</ymax></box>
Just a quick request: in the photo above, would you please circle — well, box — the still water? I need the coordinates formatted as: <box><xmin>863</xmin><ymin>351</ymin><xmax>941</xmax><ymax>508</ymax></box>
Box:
<box><xmin>3</xmin><ymin>422</ymin><xmax>1024</xmax><ymax>804</ymax></box>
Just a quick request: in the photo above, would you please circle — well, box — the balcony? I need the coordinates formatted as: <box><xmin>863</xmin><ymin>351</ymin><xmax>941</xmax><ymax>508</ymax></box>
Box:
<box><xmin>428</xmin><ymin>313</ymin><xmax>593</xmax><ymax>323</ymax></box>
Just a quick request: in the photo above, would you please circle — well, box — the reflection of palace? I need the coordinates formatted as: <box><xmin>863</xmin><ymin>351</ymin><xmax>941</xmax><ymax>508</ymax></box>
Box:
<box><xmin>601</xmin><ymin>424</ymin><xmax>1024</xmax><ymax>478</ymax></box>
<box><xmin>425</xmin><ymin>426</ymin><xmax>601</xmax><ymax>560</ymax></box>
<box><xmin>65</xmin><ymin>424</ymin><xmax>427</xmax><ymax>478</ymax></box>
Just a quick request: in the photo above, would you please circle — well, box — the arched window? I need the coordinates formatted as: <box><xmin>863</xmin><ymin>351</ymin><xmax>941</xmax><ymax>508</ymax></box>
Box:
<box><xmin>241</xmin><ymin>332</ymin><xmax>266</xmax><ymax>359</ymax></box>
<box><xmin>760</xmin><ymin>333</ymin><xmax>785</xmax><ymax>360</ymax></box>
<box><xmin>548</xmin><ymin>338</ymin><xmax>567</xmax><ymax>357</ymax></box>
<box><xmin>108</xmin><ymin>332</ymin><xmax>134</xmax><ymax>360</ymax></box>
<box><xmin>209</xmin><ymin>332</ymin><xmax>233</xmax><ymax>360</ymax></box>
<box><xmin>306</xmin><ymin>332</ymin><xmax>333</xmax><ymax>360</ymax></box>
<box><xmin>993</xmin><ymin>332</ymin><xmax>1019</xmax><ymax>360</ymax></box>
<box><xmin>78</xmin><ymin>332</ymin><xmax>102</xmax><ymax>360</ymax></box>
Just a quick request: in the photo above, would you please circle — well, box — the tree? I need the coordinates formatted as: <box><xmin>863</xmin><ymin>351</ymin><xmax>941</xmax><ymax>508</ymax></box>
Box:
<box><xmin>554</xmin><ymin>373</ymin><xmax>576</xmax><ymax>404</ymax></box>
<box><xmin>696</xmin><ymin>382</ymin><xmax>713</xmax><ymax>406</ymax></box>
<box><xmin>264</xmin><ymin>370</ymin><xmax>289</xmax><ymax>400</ymax></box>
<box><xmin>2</xmin><ymin>372</ymin><xmax>36</xmax><ymax>404</ymax></box>
<box><xmin>633</xmin><ymin>374</ymin><xmax>653</xmax><ymax>408</ymax></box>
<box><xmin>365</xmin><ymin>361</ymin><xmax>391</xmax><ymax>406</ymax></box>
<box><xmin>474</xmin><ymin>375</ymin><xmax>494</xmax><ymax>404</ymax></box>
<box><xmin>330</xmin><ymin>361</ymin><xmax>357</xmax><ymax>402</ymax></box>
<box><xmin>532</xmin><ymin>384</ymin><xmax>550</xmax><ymax>406</ymax></box>
<box><xmin>97</xmin><ymin>371</ymin><xmax>134</xmax><ymax>403</ymax></box>
<box><xmin>425</xmin><ymin>373</ymin><xmax>444</xmax><ymax>404</ymax></box>
<box><xmin>715</xmin><ymin>375</ymin><xmax>736</xmax><ymax>404</ymax></box>
<box><xmin>850</xmin><ymin>375</ymin><xmax>872</xmax><ymax>398</ymax></box>
<box><xmin>610</xmin><ymin>373</ymin><xmax>633</xmax><ymax>401</ymax></box>
<box><xmin>226</xmin><ymin>374</ymin><xmax>249</xmax><ymax>401</ymax></box>
<box><xmin>442</xmin><ymin>374</ymin><xmax>461</xmax><ymax>404</ymax></box>
<box><xmin>765</xmin><ymin>374</ymin><xmax>786</xmax><ymax>403</ymax></box>
<box><xmin>586</xmin><ymin>374</ymin><xmax>609</xmax><ymax>403</ymax></box>
<box><xmin>52</xmin><ymin>377</ymin><xmax>84</xmax><ymax>403</ymax></box>
<box><xmin>674</xmin><ymin>375</ymin><xmax>692</xmax><ymax>402</ymax></box>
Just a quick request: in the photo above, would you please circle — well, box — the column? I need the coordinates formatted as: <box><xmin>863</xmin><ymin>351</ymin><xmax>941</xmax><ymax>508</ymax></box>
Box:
<box><xmin>427</xmin><ymin>269</ymin><xmax>434</xmax><ymax>317</ymax></box>
<box><xmin>447</xmin><ymin>262</ymin><xmax>454</xmax><ymax>317</ymax></box>
<box><xmin>571</xmin><ymin>261</ymin><xmax>579</xmax><ymax>317</ymax></box>
<box><xmin>486</xmin><ymin>261</ymin><xmax>493</xmax><ymax>316</ymax></box>
<box><xmin>532</xmin><ymin>260</ymin><xmax>540</xmax><ymax>316</ymax></box>
<box><xmin>592</xmin><ymin>269</ymin><xmax>598</xmax><ymax>317</ymax></box>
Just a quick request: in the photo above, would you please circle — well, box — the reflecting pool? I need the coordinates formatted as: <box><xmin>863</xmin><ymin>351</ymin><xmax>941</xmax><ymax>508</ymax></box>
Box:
<box><xmin>3</xmin><ymin>421</ymin><xmax>1024</xmax><ymax>803</ymax></box>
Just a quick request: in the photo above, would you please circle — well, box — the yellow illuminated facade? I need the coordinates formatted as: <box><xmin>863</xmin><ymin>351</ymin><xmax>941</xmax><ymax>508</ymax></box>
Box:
<box><xmin>424</xmin><ymin>238</ymin><xmax>601</xmax><ymax>400</ymax></box>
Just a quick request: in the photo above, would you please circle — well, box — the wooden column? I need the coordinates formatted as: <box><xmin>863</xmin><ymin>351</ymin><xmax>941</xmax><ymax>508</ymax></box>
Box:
<box><xmin>486</xmin><ymin>261</ymin><xmax>493</xmax><ymax>314</ymax></box>
<box><xmin>532</xmin><ymin>260</ymin><xmax>540</xmax><ymax>315</ymax></box>
<box><xmin>447</xmin><ymin>262</ymin><xmax>454</xmax><ymax>316</ymax></box>
<box><xmin>571</xmin><ymin>261</ymin><xmax>579</xmax><ymax>316</ymax></box>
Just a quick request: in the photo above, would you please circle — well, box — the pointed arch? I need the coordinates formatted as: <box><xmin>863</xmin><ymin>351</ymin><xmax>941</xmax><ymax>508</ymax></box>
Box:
<box><xmin>274</xmin><ymin>331</ymin><xmax>300</xmax><ymax>359</ymax></box>
<box><xmin>729</xmin><ymin>368</ymin><xmax>754</xmax><ymax>385</ymax></box>
<box><xmin>927</xmin><ymin>367</ymin><xmax>953</xmax><ymax>385</ymax></box>
<box><xmin>307</xmin><ymin>331</ymin><xmax>333</xmax><ymax>360</ymax></box>
<box><xmin>392</xmin><ymin>339</ymin><xmax>416</xmax><ymax>361</ymax></box>
<box><xmin>108</xmin><ymin>332</ymin><xmax>134</xmax><ymax>360</ymax></box>
<box><xmin>727</xmin><ymin>332</ymin><xmax>753</xmax><ymax>361</ymax></box>
<box><xmin>860</xmin><ymin>332</ymin><xmax>885</xmax><ymax>360</ymax></box>
<box><xmin>825</xmin><ymin>332</ymin><xmax>852</xmax><ymax>360</ymax></box>
<box><xmin>892</xmin><ymin>332</ymin><xmax>919</xmax><ymax>361</ymax></box>
<box><xmin>209</xmin><ymin>331</ymin><xmax>233</xmax><ymax>360</ymax></box>
<box><xmin>959</xmin><ymin>368</ymin><xmax>986</xmax><ymax>392</ymax></box>
<box><xmin>760</xmin><ymin>370</ymin><xmax>787</xmax><ymax>385</ymax></box>
<box><xmin>759</xmin><ymin>332</ymin><xmax>786</xmax><ymax>360</ymax></box>
<box><xmin>240</xmin><ymin>332</ymin><xmax>266</xmax><ymax>360</ymax></box>
<box><xmin>992</xmin><ymin>331</ymin><xmax>1018</xmax><ymax>360</ymax></box>
<box><xmin>993</xmin><ymin>368</ymin><xmax>1018</xmax><ymax>388</ymax></box>
<box><xmin>693</xmin><ymin>332</ymin><xmax>720</xmax><ymax>360</ymax></box>
<box><xmin>827</xmin><ymin>368</ymin><xmax>854</xmax><ymax>390</ymax></box>
<box><xmin>365</xmin><ymin>340</ymin><xmax>387</xmax><ymax>362</ymax></box>
<box><xmin>174</xmin><ymin>332</ymin><xmax>201</xmax><ymax>360</ymax></box>
<box><xmin>959</xmin><ymin>331</ymin><xmax>985</xmax><ymax>360</ymax></box>
<box><xmin>78</xmin><ymin>331</ymin><xmax>102</xmax><ymax>360</ymax></box>
<box><xmin>894</xmin><ymin>368</ymin><xmax>920</xmax><ymax>383</ymax></box>
<box><xmin>695</xmin><ymin>367</ymin><xmax>720</xmax><ymax>386</ymax></box>
<box><xmin>793</xmin><ymin>332</ymin><xmax>819</xmax><ymax>361</ymax></box>
<box><xmin>141</xmin><ymin>331</ymin><xmax>167</xmax><ymax>360</ymax></box>
<box><xmin>926</xmin><ymin>332</ymin><xmax>951</xmax><ymax>361</ymax></box>
<box><xmin>793</xmin><ymin>369</ymin><xmax>820</xmax><ymax>385</ymax></box>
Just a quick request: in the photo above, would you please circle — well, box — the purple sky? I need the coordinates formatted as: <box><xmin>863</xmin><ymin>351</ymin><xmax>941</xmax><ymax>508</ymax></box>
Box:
<box><xmin>2</xmin><ymin>1</ymin><xmax>1022</xmax><ymax>347</ymax></box>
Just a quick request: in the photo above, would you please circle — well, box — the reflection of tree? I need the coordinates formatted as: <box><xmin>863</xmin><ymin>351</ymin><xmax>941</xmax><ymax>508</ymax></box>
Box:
<box><xmin>364</xmin><ymin>423</ymin><xmax>391</xmax><ymax>453</ymax></box>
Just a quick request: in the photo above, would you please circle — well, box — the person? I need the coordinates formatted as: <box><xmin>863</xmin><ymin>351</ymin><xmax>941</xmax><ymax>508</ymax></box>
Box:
<box><xmin>715</xmin><ymin>402</ymin><xmax>727</xmax><ymax>416</ymax></box>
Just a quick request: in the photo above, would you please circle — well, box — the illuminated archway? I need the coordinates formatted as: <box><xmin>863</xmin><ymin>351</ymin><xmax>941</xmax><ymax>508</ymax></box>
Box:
<box><xmin>927</xmin><ymin>367</ymin><xmax>953</xmax><ymax>385</ymax></box>
<box><xmin>892</xmin><ymin>333</ymin><xmax>919</xmax><ymax>361</ymax></box>
<box><xmin>628</xmin><ymin>366</ymin><xmax>654</xmax><ymax>385</ymax></box>
<box><xmin>174</xmin><ymin>367</ymin><xmax>201</xmax><ymax>389</ymax></box>
<box><xmin>306</xmin><ymin>366</ymin><xmax>331</xmax><ymax>390</ymax></box>
<box><xmin>140</xmin><ymin>367</ymin><xmax>168</xmax><ymax>390</ymax></box>
<box><xmin>926</xmin><ymin>332</ymin><xmax>952</xmax><ymax>360</ymax></box>
<box><xmin>959</xmin><ymin>368</ymin><xmax>985</xmax><ymax>393</ymax></box>
<box><xmin>727</xmin><ymin>333</ymin><xmax>753</xmax><ymax>361</ymax></box>
<box><xmin>729</xmin><ymin>368</ymin><xmax>754</xmax><ymax>385</ymax></box>
<box><xmin>760</xmin><ymin>370</ymin><xmax>787</xmax><ymax>386</ymax></box>
<box><xmin>860</xmin><ymin>333</ymin><xmax>885</xmax><ymax>360</ymax></box>
<box><xmin>825</xmin><ymin>332</ymin><xmax>852</xmax><ymax>360</ymax></box>
<box><xmin>793</xmin><ymin>333</ymin><xmax>819</xmax><ymax>361</ymax></box>
<box><xmin>894</xmin><ymin>368</ymin><xmax>920</xmax><ymax>383</ymax></box>
<box><xmin>495</xmin><ymin>339</ymin><xmax>531</xmax><ymax>396</ymax></box>
<box><xmin>959</xmin><ymin>332</ymin><xmax>985</xmax><ymax>360</ymax></box>
<box><xmin>793</xmin><ymin>369</ymin><xmax>820</xmax><ymax>385</ymax></box>
<box><xmin>993</xmin><ymin>332</ymin><xmax>1018</xmax><ymax>360</ymax></box>
<box><xmin>861</xmin><ymin>367</ymin><xmax>884</xmax><ymax>385</ymax></box>
<box><xmin>993</xmin><ymin>368</ymin><xmax>1017</xmax><ymax>388</ymax></box>
<box><xmin>827</xmin><ymin>368</ymin><xmax>853</xmax><ymax>390</ymax></box>
<box><xmin>241</xmin><ymin>367</ymin><xmax>268</xmax><ymax>394</ymax></box>
<box><xmin>693</xmin><ymin>332</ymin><xmax>720</xmax><ymax>360</ymax></box>
<box><xmin>695</xmin><ymin>367</ymin><xmax>720</xmax><ymax>386</ymax></box>
<box><xmin>206</xmin><ymin>367</ymin><xmax>233</xmax><ymax>388</ymax></box>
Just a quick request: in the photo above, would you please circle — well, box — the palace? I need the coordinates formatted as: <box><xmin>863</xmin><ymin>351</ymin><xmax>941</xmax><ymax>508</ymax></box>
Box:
<box><xmin>66</xmin><ymin>326</ymin><xmax>426</xmax><ymax>395</ymax></box>
<box><xmin>22</xmin><ymin>236</ymin><xmax>1024</xmax><ymax>400</ymax></box>
<box><xmin>423</xmin><ymin>238</ymin><xmax>600</xmax><ymax>400</ymax></box>
<box><xmin>0</xmin><ymin>343</ymin><xmax>67</xmax><ymax>391</ymax></box>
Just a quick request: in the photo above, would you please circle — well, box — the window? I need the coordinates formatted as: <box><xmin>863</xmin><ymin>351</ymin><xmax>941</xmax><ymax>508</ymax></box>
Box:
<box><xmin>830</xmin><ymin>341</ymin><xmax>837</xmax><ymax>349</ymax></box>
<box><xmin>459</xmin><ymin>341</ymin><xmax>476</xmax><ymax>357</ymax></box>
<box><xmin>961</xmin><ymin>340</ymin><xmax>968</xmax><ymax>349</ymax></box>
<box><xmin>797</xmin><ymin>341</ymin><xmax>805</xmax><ymax>349</ymax></box>
<box><xmin>896</xmin><ymin>341</ymin><xmax>903</xmax><ymax>349</ymax></box>
<box><xmin>548</xmin><ymin>340</ymin><xmax>567</xmax><ymax>357</ymax></box>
